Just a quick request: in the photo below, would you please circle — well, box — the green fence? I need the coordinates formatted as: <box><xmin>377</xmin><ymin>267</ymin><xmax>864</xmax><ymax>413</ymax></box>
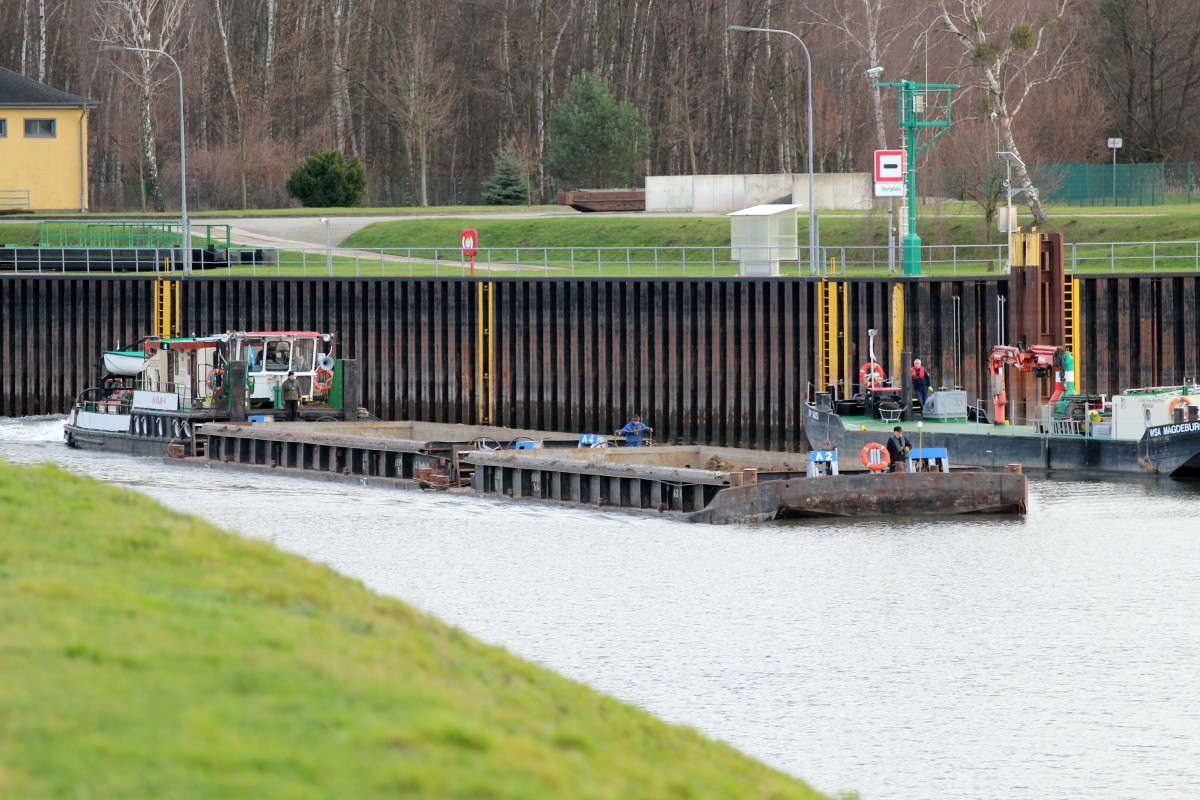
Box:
<box><xmin>37</xmin><ymin>221</ymin><xmax>232</xmax><ymax>248</ymax></box>
<box><xmin>1028</xmin><ymin>162</ymin><xmax>1200</xmax><ymax>206</ymax></box>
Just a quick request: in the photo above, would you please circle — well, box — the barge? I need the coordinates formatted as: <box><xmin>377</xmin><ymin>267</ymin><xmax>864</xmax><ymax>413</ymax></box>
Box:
<box><xmin>804</xmin><ymin>382</ymin><xmax>1200</xmax><ymax>478</ymax></box>
<box><xmin>64</xmin><ymin>330</ymin><xmax>361</xmax><ymax>458</ymax></box>
<box><xmin>175</xmin><ymin>421</ymin><xmax>1026</xmax><ymax>524</ymax></box>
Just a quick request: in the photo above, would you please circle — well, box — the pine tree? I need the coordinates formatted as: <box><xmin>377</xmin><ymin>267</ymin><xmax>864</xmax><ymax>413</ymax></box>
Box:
<box><xmin>482</xmin><ymin>144</ymin><xmax>531</xmax><ymax>205</ymax></box>
<box><xmin>544</xmin><ymin>71</ymin><xmax>650</xmax><ymax>189</ymax></box>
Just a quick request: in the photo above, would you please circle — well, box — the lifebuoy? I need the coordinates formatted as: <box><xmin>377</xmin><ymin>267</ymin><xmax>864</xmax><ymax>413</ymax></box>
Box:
<box><xmin>1169</xmin><ymin>396</ymin><xmax>1191</xmax><ymax>413</ymax></box>
<box><xmin>314</xmin><ymin>368</ymin><xmax>334</xmax><ymax>393</ymax></box>
<box><xmin>860</xmin><ymin>361</ymin><xmax>886</xmax><ymax>389</ymax></box>
<box><xmin>861</xmin><ymin>442</ymin><xmax>890</xmax><ymax>471</ymax></box>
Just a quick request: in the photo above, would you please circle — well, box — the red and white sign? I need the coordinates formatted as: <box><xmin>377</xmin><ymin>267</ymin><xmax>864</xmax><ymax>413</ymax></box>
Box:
<box><xmin>875</xmin><ymin>150</ymin><xmax>905</xmax><ymax>182</ymax></box>
<box><xmin>874</xmin><ymin>149</ymin><xmax>906</xmax><ymax>197</ymax></box>
<box><xmin>460</xmin><ymin>228</ymin><xmax>479</xmax><ymax>257</ymax></box>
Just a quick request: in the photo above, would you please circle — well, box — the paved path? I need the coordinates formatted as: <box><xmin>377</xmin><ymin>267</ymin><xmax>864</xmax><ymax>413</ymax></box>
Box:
<box><xmin>199</xmin><ymin>210</ymin><xmax>584</xmax><ymax>249</ymax></box>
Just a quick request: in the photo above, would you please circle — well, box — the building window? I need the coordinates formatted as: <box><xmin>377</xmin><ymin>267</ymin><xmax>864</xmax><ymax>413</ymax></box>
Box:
<box><xmin>0</xmin><ymin>119</ymin><xmax>7</xmax><ymax>137</ymax></box>
<box><xmin>24</xmin><ymin>119</ymin><xmax>56</xmax><ymax>138</ymax></box>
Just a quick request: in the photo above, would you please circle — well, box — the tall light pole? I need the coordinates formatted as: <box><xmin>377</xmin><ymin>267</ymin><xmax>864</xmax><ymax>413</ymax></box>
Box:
<box><xmin>104</xmin><ymin>44</ymin><xmax>190</xmax><ymax>276</ymax></box>
<box><xmin>997</xmin><ymin>151</ymin><xmax>1024</xmax><ymax>273</ymax></box>
<box><xmin>728</xmin><ymin>24</ymin><xmax>816</xmax><ymax>276</ymax></box>
<box><xmin>320</xmin><ymin>217</ymin><xmax>332</xmax><ymax>276</ymax></box>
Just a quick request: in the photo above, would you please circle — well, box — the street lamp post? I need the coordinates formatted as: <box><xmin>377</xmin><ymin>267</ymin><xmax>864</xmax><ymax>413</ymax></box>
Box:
<box><xmin>103</xmin><ymin>44</ymin><xmax>190</xmax><ymax>276</ymax></box>
<box><xmin>997</xmin><ymin>151</ymin><xmax>1025</xmax><ymax>273</ymax></box>
<box><xmin>320</xmin><ymin>217</ymin><xmax>332</xmax><ymax>276</ymax></box>
<box><xmin>728</xmin><ymin>24</ymin><xmax>816</xmax><ymax>276</ymax></box>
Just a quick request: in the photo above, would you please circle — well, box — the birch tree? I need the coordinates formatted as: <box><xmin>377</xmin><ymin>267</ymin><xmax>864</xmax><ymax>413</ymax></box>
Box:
<box><xmin>95</xmin><ymin>0</ymin><xmax>189</xmax><ymax>212</ymax></box>
<box><xmin>936</xmin><ymin>0</ymin><xmax>1077</xmax><ymax>223</ymax></box>
<box><xmin>803</xmin><ymin>0</ymin><xmax>923</xmax><ymax>151</ymax></box>
<box><xmin>370</xmin><ymin>0</ymin><xmax>454</xmax><ymax>206</ymax></box>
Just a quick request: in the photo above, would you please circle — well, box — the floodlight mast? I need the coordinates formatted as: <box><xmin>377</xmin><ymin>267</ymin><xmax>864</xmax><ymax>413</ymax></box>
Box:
<box><xmin>104</xmin><ymin>43</ymin><xmax>190</xmax><ymax>275</ymax></box>
<box><xmin>728</xmin><ymin>24</ymin><xmax>817</xmax><ymax>275</ymax></box>
<box><xmin>997</xmin><ymin>151</ymin><xmax>1026</xmax><ymax>272</ymax></box>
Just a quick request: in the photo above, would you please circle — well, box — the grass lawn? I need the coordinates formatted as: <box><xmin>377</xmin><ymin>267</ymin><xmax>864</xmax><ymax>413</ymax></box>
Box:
<box><xmin>9</xmin><ymin>200</ymin><xmax>1200</xmax><ymax>276</ymax></box>
<box><xmin>0</xmin><ymin>459</ymin><xmax>830</xmax><ymax>800</ymax></box>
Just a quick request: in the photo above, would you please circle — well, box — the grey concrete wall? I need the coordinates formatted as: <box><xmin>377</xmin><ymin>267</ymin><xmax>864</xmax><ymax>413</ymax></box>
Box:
<box><xmin>647</xmin><ymin>173</ymin><xmax>872</xmax><ymax>213</ymax></box>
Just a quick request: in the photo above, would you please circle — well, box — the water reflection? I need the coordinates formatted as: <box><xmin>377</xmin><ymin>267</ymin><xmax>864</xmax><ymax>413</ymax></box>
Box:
<box><xmin>2</xmin><ymin>417</ymin><xmax>1198</xmax><ymax>800</ymax></box>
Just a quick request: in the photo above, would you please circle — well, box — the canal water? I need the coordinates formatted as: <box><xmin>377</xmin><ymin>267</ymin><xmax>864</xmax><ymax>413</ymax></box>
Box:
<box><xmin>2</xmin><ymin>416</ymin><xmax>1197</xmax><ymax>800</ymax></box>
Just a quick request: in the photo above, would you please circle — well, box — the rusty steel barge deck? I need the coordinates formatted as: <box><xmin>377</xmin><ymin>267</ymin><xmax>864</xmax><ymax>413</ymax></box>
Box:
<box><xmin>175</xmin><ymin>421</ymin><xmax>1027</xmax><ymax>523</ymax></box>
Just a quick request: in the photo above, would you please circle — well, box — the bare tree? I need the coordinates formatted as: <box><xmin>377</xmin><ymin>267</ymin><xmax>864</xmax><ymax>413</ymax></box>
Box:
<box><xmin>1089</xmin><ymin>0</ymin><xmax>1200</xmax><ymax>162</ymax></box>
<box><xmin>369</xmin><ymin>1</ymin><xmax>454</xmax><ymax>206</ymax></box>
<box><xmin>935</xmin><ymin>0</ymin><xmax>1078</xmax><ymax>223</ymax></box>
<box><xmin>803</xmin><ymin>0</ymin><xmax>925</xmax><ymax>151</ymax></box>
<box><xmin>95</xmin><ymin>0</ymin><xmax>190</xmax><ymax>212</ymax></box>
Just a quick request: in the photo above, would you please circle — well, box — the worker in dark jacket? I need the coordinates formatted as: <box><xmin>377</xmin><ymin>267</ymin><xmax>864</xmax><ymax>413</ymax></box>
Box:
<box><xmin>885</xmin><ymin>425</ymin><xmax>911</xmax><ymax>472</ymax></box>
<box><xmin>911</xmin><ymin>358</ymin><xmax>932</xmax><ymax>412</ymax></box>
<box><xmin>281</xmin><ymin>371</ymin><xmax>301</xmax><ymax>422</ymax></box>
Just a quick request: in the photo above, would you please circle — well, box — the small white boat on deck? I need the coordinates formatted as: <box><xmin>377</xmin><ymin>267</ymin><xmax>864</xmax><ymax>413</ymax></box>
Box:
<box><xmin>102</xmin><ymin>349</ymin><xmax>150</xmax><ymax>376</ymax></box>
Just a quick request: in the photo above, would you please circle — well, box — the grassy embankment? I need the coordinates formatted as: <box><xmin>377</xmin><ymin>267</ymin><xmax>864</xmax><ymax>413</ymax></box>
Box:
<box><xmin>7</xmin><ymin>202</ymin><xmax>1200</xmax><ymax>276</ymax></box>
<box><xmin>339</xmin><ymin>203</ymin><xmax>1200</xmax><ymax>277</ymax></box>
<box><xmin>0</xmin><ymin>459</ymin><xmax>830</xmax><ymax>800</ymax></box>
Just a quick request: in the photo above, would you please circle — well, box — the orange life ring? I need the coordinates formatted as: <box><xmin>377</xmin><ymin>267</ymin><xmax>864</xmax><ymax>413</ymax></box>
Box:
<box><xmin>860</xmin><ymin>361</ymin><xmax>886</xmax><ymax>389</ymax></box>
<box><xmin>861</xmin><ymin>442</ymin><xmax>891</xmax><ymax>471</ymax></box>
<box><xmin>1169</xmin><ymin>396</ymin><xmax>1191</xmax><ymax>413</ymax></box>
<box><xmin>207</xmin><ymin>367</ymin><xmax>225</xmax><ymax>392</ymax></box>
<box><xmin>314</xmin><ymin>368</ymin><xmax>334</xmax><ymax>393</ymax></box>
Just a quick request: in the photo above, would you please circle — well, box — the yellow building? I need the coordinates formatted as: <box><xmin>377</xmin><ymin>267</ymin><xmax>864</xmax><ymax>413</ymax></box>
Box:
<box><xmin>0</xmin><ymin>66</ymin><xmax>95</xmax><ymax>212</ymax></box>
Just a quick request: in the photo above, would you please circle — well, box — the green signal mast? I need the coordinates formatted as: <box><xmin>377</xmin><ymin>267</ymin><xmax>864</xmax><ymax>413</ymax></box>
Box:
<box><xmin>875</xmin><ymin>80</ymin><xmax>959</xmax><ymax>276</ymax></box>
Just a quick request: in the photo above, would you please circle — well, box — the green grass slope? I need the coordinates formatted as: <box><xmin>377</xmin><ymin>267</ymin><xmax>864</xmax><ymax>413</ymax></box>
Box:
<box><xmin>341</xmin><ymin>204</ymin><xmax>1200</xmax><ymax>251</ymax></box>
<box><xmin>0</xmin><ymin>460</ymin><xmax>829</xmax><ymax>800</ymax></box>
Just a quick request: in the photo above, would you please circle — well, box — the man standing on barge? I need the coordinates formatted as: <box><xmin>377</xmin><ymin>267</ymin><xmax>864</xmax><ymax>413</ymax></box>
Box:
<box><xmin>282</xmin><ymin>371</ymin><xmax>301</xmax><ymax>422</ymax></box>
<box><xmin>617</xmin><ymin>413</ymin><xmax>653</xmax><ymax>447</ymax></box>
<box><xmin>886</xmin><ymin>425</ymin><xmax>911</xmax><ymax>472</ymax></box>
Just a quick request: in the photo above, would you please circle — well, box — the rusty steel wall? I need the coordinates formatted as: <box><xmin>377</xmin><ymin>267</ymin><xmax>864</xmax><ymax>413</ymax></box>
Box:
<box><xmin>4</xmin><ymin>273</ymin><xmax>1193</xmax><ymax>446</ymax></box>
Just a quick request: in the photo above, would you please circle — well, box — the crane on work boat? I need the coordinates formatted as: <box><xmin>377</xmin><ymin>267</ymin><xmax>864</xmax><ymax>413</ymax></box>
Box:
<box><xmin>988</xmin><ymin>343</ymin><xmax>1065</xmax><ymax>425</ymax></box>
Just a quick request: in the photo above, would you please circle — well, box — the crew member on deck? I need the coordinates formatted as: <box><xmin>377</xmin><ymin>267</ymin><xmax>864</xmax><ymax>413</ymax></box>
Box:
<box><xmin>911</xmin><ymin>358</ymin><xmax>932</xmax><ymax>413</ymax></box>
<box><xmin>616</xmin><ymin>413</ymin><xmax>653</xmax><ymax>447</ymax></box>
<box><xmin>885</xmin><ymin>425</ymin><xmax>911</xmax><ymax>472</ymax></box>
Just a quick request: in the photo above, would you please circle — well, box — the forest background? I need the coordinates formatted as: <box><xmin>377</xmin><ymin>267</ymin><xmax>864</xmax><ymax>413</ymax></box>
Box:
<box><xmin>2</xmin><ymin>0</ymin><xmax>1191</xmax><ymax>215</ymax></box>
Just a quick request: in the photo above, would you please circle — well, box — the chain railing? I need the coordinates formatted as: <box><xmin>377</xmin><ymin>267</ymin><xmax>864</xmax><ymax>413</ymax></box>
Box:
<box><xmin>5</xmin><ymin>240</ymin><xmax>1200</xmax><ymax>277</ymax></box>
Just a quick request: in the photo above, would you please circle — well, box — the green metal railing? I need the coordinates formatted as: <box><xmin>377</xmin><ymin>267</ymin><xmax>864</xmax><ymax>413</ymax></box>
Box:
<box><xmin>36</xmin><ymin>221</ymin><xmax>232</xmax><ymax>248</ymax></box>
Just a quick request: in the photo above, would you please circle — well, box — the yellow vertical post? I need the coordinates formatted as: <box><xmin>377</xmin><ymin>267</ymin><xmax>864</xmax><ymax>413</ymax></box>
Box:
<box><xmin>815</xmin><ymin>280</ymin><xmax>826</xmax><ymax>392</ymax></box>
<box><xmin>1064</xmin><ymin>276</ymin><xmax>1081</xmax><ymax>389</ymax></box>
<box><xmin>818</xmin><ymin>279</ymin><xmax>839</xmax><ymax>393</ymax></box>
<box><xmin>841</xmin><ymin>278</ymin><xmax>851</xmax><ymax>396</ymax></box>
<box><xmin>153</xmin><ymin>256</ymin><xmax>179</xmax><ymax>339</ymax></box>
<box><xmin>891</xmin><ymin>282</ymin><xmax>905</xmax><ymax>385</ymax></box>
<box><xmin>476</xmin><ymin>281</ymin><xmax>495</xmax><ymax>424</ymax></box>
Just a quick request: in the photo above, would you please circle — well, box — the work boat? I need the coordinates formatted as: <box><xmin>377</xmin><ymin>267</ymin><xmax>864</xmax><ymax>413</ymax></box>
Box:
<box><xmin>803</xmin><ymin>344</ymin><xmax>1200</xmax><ymax>478</ymax></box>
<box><xmin>64</xmin><ymin>330</ymin><xmax>349</xmax><ymax>457</ymax></box>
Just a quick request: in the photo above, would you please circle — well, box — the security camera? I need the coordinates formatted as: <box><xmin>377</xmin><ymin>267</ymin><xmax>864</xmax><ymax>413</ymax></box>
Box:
<box><xmin>865</xmin><ymin>66</ymin><xmax>884</xmax><ymax>77</ymax></box>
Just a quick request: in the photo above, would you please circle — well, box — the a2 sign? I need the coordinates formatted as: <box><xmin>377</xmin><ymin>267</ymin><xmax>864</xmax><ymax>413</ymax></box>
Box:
<box><xmin>874</xmin><ymin>149</ymin><xmax>905</xmax><ymax>197</ymax></box>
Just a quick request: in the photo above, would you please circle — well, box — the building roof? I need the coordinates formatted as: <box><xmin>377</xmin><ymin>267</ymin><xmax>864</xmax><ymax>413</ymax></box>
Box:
<box><xmin>0</xmin><ymin>66</ymin><xmax>95</xmax><ymax>107</ymax></box>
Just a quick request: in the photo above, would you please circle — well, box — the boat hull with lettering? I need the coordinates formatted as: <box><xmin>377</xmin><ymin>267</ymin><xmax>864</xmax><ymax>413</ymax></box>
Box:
<box><xmin>804</xmin><ymin>384</ymin><xmax>1200</xmax><ymax>478</ymax></box>
<box><xmin>65</xmin><ymin>330</ymin><xmax>355</xmax><ymax>458</ymax></box>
